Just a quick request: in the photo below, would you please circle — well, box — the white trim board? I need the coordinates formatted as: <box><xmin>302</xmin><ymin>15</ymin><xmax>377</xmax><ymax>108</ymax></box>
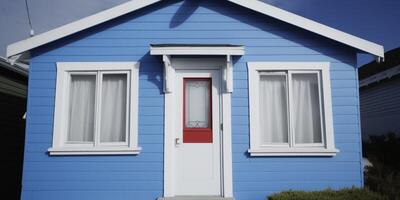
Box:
<box><xmin>6</xmin><ymin>0</ymin><xmax>162</xmax><ymax>57</ymax></box>
<box><xmin>151</xmin><ymin>45</ymin><xmax>241</xmax><ymax>93</ymax></box>
<box><xmin>227</xmin><ymin>0</ymin><xmax>384</xmax><ymax>58</ymax></box>
<box><xmin>247</xmin><ymin>62</ymin><xmax>338</xmax><ymax>157</ymax></box>
<box><xmin>7</xmin><ymin>0</ymin><xmax>383</xmax><ymax>59</ymax></box>
<box><xmin>49</xmin><ymin>62</ymin><xmax>140</xmax><ymax>156</ymax></box>
<box><xmin>48</xmin><ymin>147</ymin><xmax>141</xmax><ymax>156</ymax></box>
<box><xmin>150</xmin><ymin>45</ymin><xmax>245</xmax><ymax>56</ymax></box>
<box><xmin>163</xmin><ymin>58</ymin><xmax>233</xmax><ymax>198</ymax></box>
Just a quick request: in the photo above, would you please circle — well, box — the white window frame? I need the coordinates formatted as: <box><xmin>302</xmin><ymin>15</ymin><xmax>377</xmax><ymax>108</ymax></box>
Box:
<box><xmin>247</xmin><ymin>62</ymin><xmax>338</xmax><ymax>156</ymax></box>
<box><xmin>48</xmin><ymin>62</ymin><xmax>141</xmax><ymax>155</ymax></box>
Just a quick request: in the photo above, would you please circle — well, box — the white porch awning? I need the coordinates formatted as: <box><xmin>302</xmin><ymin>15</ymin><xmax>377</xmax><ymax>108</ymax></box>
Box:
<box><xmin>149</xmin><ymin>44</ymin><xmax>245</xmax><ymax>93</ymax></box>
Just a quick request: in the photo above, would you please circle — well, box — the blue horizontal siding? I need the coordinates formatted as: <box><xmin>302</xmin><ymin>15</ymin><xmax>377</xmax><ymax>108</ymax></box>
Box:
<box><xmin>24</xmin><ymin>191</ymin><xmax>162</xmax><ymax>200</ymax></box>
<box><xmin>30</xmin><ymin>55</ymin><xmax>355</xmax><ymax>64</ymax></box>
<box><xmin>360</xmin><ymin>77</ymin><xmax>400</xmax><ymax>140</ymax></box>
<box><xmin>46</xmin><ymin>46</ymin><xmax>347</xmax><ymax>56</ymax></box>
<box><xmin>23</xmin><ymin>181</ymin><xmax>162</xmax><ymax>191</ymax></box>
<box><xmin>24</xmin><ymin>171</ymin><xmax>163</xmax><ymax>181</ymax></box>
<box><xmin>23</xmin><ymin>1</ymin><xmax>361</xmax><ymax>200</ymax></box>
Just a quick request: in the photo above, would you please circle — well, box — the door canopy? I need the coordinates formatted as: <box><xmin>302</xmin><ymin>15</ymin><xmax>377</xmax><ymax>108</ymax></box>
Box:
<box><xmin>150</xmin><ymin>44</ymin><xmax>245</xmax><ymax>93</ymax></box>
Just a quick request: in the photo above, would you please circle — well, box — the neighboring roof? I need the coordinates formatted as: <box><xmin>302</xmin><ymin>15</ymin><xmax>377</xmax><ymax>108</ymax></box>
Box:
<box><xmin>0</xmin><ymin>57</ymin><xmax>28</xmax><ymax>98</ymax></box>
<box><xmin>0</xmin><ymin>57</ymin><xmax>29</xmax><ymax>76</ymax></box>
<box><xmin>7</xmin><ymin>0</ymin><xmax>384</xmax><ymax>59</ymax></box>
<box><xmin>359</xmin><ymin>48</ymin><xmax>400</xmax><ymax>87</ymax></box>
<box><xmin>360</xmin><ymin>48</ymin><xmax>400</xmax><ymax>79</ymax></box>
<box><xmin>360</xmin><ymin>65</ymin><xmax>400</xmax><ymax>87</ymax></box>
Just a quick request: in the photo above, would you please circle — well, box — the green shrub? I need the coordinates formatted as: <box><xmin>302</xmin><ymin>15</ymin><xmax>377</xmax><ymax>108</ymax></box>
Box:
<box><xmin>268</xmin><ymin>188</ymin><xmax>388</xmax><ymax>200</ymax></box>
<box><xmin>363</xmin><ymin>132</ymin><xmax>400</xmax><ymax>200</ymax></box>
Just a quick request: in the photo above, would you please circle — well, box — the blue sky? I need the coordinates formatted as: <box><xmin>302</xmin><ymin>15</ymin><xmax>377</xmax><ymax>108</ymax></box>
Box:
<box><xmin>268</xmin><ymin>0</ymin><xmax>400</xmax><ymax>66</ymax></box>
<box><xmin>1</xmin><ymin>0</ymin><xmax>399</xmax><ymax>66</ymax></box>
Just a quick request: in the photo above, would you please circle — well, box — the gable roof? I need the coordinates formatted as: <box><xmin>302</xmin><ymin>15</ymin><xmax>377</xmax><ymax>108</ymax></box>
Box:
<box><xmin>7</xmin><ymin>0</ymin><xmax>384</xmax><ymax>59</ymax></box>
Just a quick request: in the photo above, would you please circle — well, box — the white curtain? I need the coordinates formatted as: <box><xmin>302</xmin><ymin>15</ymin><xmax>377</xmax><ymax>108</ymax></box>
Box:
<box><xmin>259</xmin><ymin>75</ymin><xmax>288</xmax><ymax>144</ymax></box>
<box><xmin>100</xmin><ymin>74</ymin><xmax>127</xmax><ymax>142</ymax></box>
<box><xmin>185</xmin><ymin>80</ymin><xmax>210</xmax><ymax>128</ymax></box>
<box><xmin>292</xmin><ymin>73</ymin><xmax>322</xmax><ymax>143</ymax></box>
<box><xmin>68</xmin><ymin>75</ymin><xmax>96</xmax><ymax>142</ymax></box>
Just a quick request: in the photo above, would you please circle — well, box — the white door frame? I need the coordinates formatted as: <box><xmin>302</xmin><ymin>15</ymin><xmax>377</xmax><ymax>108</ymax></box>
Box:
<box><xmin>175</xmin><ymin>69</ymin><xmax>221</xmax><ymax>195</ymax></box>
<box><xmin>163</xmin><ymin>58</ymin><xmax>233</xmax><ymax>197</ymax></box>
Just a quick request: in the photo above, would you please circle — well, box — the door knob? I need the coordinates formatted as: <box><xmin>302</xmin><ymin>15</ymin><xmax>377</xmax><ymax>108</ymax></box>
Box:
<box><xmin>175</xmin><ymin>138</ymin><xmax>181</xmax><ymax>146</ymax></box>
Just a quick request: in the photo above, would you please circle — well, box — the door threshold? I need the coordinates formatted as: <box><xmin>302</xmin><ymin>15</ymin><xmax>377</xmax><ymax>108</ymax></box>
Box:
<box><xmin>158</xmin><ymin>196</ymin><xmax>234</xmax><ymax>200</ymax></box>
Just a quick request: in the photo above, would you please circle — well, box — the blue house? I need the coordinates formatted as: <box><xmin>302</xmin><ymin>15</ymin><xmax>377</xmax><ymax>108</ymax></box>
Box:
<box><xmin>7</xmin><ymin>0</ymin><xmax>384</xmax><ymax>200</ymax></box>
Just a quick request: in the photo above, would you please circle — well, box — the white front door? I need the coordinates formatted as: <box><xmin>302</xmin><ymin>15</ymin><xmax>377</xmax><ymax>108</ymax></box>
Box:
<box><xmin>174</xmin><ymin>69</ymin><xmax>221</xmax><ymax>196</ymax></box>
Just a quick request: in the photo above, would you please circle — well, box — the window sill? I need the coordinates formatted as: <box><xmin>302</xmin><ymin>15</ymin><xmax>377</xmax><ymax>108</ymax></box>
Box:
<box><xmin>248</xmin><ymin>148</ymin><xmax>339</xmax><ymax>157</ymax></box>
<box><xmin>48</xmin><ymin>146</ymin><xmax>142</xmax><ymax>155</ymax></box>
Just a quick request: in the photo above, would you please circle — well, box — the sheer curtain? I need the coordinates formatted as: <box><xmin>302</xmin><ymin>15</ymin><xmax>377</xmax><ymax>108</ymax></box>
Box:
<box><xmin>100</xmin><ymin>74</ymin><xmax>127</xmax><ymax>142</ymax></box>
<box><xmin>292</xmin><ymin>73</ymin><xmax>322</xmax><ymax>144</ymax></box>
<box><xmin>68</xmin><ymin>75</ymin><xmax>96</xmax><ymax>142</ymax></box>
<box><xmin>259</xmin><ymin>74</ymin><xmax>288</xmax><ymax>144</ymax></box>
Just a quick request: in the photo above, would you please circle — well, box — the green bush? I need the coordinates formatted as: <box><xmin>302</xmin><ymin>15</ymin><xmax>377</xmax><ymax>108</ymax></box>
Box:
<box><xmin>268</xmin><ymin>188</ymin><xmax>388</xmax><ymax>200</ymax></box>
<box><xmin>364</xmin><ymin>132</ymin><xmax>400</xmax><ymax>200</ymax></box>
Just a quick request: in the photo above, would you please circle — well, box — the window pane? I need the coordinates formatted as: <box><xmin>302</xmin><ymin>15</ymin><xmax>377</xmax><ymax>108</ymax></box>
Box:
<box><xmin>68</xmin><ymin>75</ymin><xmax>96</xmax><ymax>142</ymax></box>
<box><xmin>100</xmin><ymin>74</ymin><xmax>127</xmax><ymax>143</ymax></box>
<box><xmin>259</xmin><ymin>74</ymin><xmax>288</xmax><ymax>144</ymax></box>
<box><xmin>185</xmin><ymin>80</ymin><xmax>210</xmax><ymax>128</ymax></box>
<box><xmin>292</xmin><ymin>73</ymin><xmax>322</xmax><ymax>144</ymax></box>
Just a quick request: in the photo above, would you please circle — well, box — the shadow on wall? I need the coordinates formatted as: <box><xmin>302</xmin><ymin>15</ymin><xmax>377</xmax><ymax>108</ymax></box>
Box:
<box><xmin>32</xmin><ymin>0</ymin><xmax>356</xmax><ymax>67</ymax></box>
<box><xmin>170</xmin><ymin>0</ymin><xmax>200</xmax><ymax>28</ymax></box>
<box><xmin>139</xmin><ymin>52</ymin><xmax>164</xmax><ymax>95</ymax></box>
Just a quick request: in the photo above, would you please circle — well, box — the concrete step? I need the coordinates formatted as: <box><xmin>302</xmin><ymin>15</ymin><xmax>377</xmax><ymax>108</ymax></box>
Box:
<box><xmin>158</xmin><ymin>196</ymin><xmax>234</xmax><ymax>200</ymax></box>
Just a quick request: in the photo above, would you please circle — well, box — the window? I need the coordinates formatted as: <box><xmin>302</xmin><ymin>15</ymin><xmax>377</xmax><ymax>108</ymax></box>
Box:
<box><xmin>183</xmin><ymin>78</ymin><xmax>212</xmax><ymax>143</ymax></box>
<box><xmin>49</xmin><ymin>62</ymin><xmax>140</xmax><ymax>155</ymax></box>
<box><xmin>247</xmin><ymin>62</ymin><xmax>338</xmax><ymax>156</ymax></box>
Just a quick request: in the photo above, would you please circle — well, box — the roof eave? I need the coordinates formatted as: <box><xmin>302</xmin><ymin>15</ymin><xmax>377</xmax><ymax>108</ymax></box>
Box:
<box><xmin>0</xmin><ymin>57</ymin><xmax>29</xmax><ymax>76</ymax></box>
<box><xmin>227</xmin><ymin>0</ymin><xmax>384</xmax><ymax>59</ymax></box>
<box><xmin>7</xmin><ymin>0</ymin><xmax>384</xmax><ymax>59</ymax></box>
<box><xmin>6</xmin><ymin>0</ymin><xmax>163</xmax><ymax>58</ymax></box>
